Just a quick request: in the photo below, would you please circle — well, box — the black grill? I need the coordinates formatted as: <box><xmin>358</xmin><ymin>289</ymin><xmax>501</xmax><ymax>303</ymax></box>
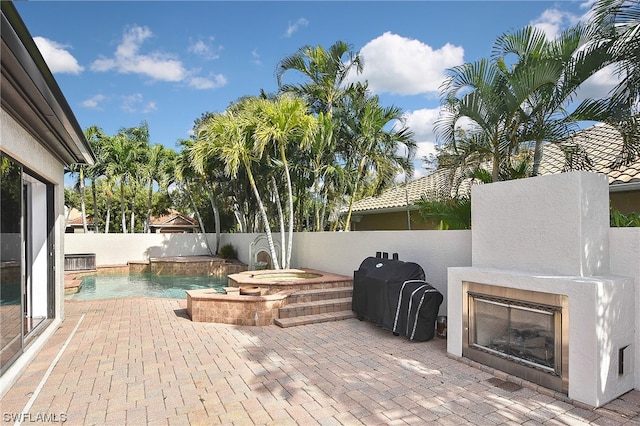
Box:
<box><xmin>352</xmin><ymin>253</ymin><xmax>443</xmax><ymax>341</ymax></box>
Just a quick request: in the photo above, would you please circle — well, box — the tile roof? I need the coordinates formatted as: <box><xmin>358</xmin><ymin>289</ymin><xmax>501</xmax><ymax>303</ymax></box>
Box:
<box><xmin>150</xmin><ymin>209</ymin><xmax>199</xmax><ymax>227</ymax></box>
<box><xmin>351</xmin><ymin>168</ymin><xmax>457</xmax><ymax>213</ymax></box>
<box><xmin>538</xmin><ymin>122</ymin><xmax>640</xmax><ymax>186</ymax></box>
<box><xmin>67</xmin><ymin>215</ymin><xmax>94</xmax><ymax>226</ymax></box>
<box><xmin>352</xmin><ymin>122</ymin><xmax>640</xmax><ymax>214</ymax></box>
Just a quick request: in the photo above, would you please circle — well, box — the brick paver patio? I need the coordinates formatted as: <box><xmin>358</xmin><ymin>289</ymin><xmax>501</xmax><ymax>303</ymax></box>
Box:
<box><xmin>2</xmin><ymin>297</ymin><xmax>639</xmax><ymax>425</ymax></box>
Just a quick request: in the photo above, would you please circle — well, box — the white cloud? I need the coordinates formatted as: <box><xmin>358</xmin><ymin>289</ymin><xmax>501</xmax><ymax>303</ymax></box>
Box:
<box><xmin>121</xmin><ymin>93</ymin><xmax>157</xmax><ymax>114</ymax></box>
<box><xmin>574</xmin><ymin>64</ymin><xmax>621</xmax><ymax>100</ymax></box>
<box><xmin>90</xmin><ymin>26</ymin><xmax>227</xmax><ymax>89</ymax></box>
<box><xmin>33</xmin><ymin>36</ymin><xmax>84</xmax><ymax>74</ymax></box>
<box><xmin>90</xmin><ymin>25</ymin><xmax>186</xmax><ymax>82</ymax></box>
<box><xmin>353</xmin><ymin>32</ymin><xmax>464</xmax><ymax>96</ymax></box>
<box><xmin>188</xmin><ymin>74</ymin><xmax>227</xmax><ymax>90</ymax></box>
<box><xmin>531</xmin><ymin>8</ymin><xmax>581</xmax><ymax>39</ymax></box>
<box><xmin>285</xmin><ymin>18</ymin><xmax>309</xmax><ymax>37</ymax></box>
<box><xmin>188</xmin><ymin>37</ymin><xmax>223</xmax><ymax>60</ymax></box>
<box><xmin>252</xmin><ymin>49</ymin><xmax>262</xmax><ymax>66</ymax></box>
<box><xmin>81</xmin><ymin>94</ymin><xmax>107</xmax><ymax>109</ymax></box>
<box><xmin>402</xmin><ymin>108</ymin><xmax>441</xmax><ymax>176</ymax></box>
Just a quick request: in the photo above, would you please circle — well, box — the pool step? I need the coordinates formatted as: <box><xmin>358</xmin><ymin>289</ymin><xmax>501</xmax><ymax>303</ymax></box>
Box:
<box><xmin>286</xmin><ymin>286</ymin><xmax>353</xmax><ymax>304</ymax></box>
<box><xmin>274</xmin><ymin>310</ymin><xmax>356</xmax><ymax>328</ymax></box>
<box><xmin>274</xmin><ymin>287</ymin><xmax>355</xmax><ymax>328</ymax></box>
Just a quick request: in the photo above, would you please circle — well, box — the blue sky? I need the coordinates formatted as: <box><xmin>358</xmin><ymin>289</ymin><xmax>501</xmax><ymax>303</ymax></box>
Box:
<box><xmin>16</xmin><ymin>1</ymin><xmax>616</xmax><ymax>178</ymax></box>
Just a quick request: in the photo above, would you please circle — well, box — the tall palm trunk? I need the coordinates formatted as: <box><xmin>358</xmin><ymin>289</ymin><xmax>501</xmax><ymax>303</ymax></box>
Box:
<box><xmin>79</xmin><ymin>168</ymin><xmax>88</xmax><ymax>233</ymax></box>
<box><xmin>130</xmin><ymin>189</ymin><xmax>136</xmax><ymax>233</ymax></box>
<box><xmin>105</xmin><ymin>195</ymin><xmax>111</xmax><ymax>233</ymax></box>
<box><xmin>91</xmin><ymin>178</ymin><xmax>100</xmax><ymax>233</ymax></box>
<box><xmin>183</xmin><ymin>183</ymin><xmax>213</xmax><ymax>256</ymax></box>
<box><xmin>531</xmin><ymin>138</ymin><xmax>544</xmax><ymax>176</ymax></box>
<box><xmin>145</xmin><ymin>179</ymin><xmax>153</xmax><ymax>233</ymax></box>
<box><xmin>205</xmin><ymin>182</ymin><xmax>221</xmax><ymax>255</ymax></box>
<box><xmin>344</xmin><ymin>156</ymin><xmax>367</xmax><ymax>231</ymax></box>
<box><xmin>280</xmin><ymin>145</ymin><xmax>294</xmax><ymax>268</ymax></box>
<box><xmin>245</xmin><ymin>164</ymin><xmax>280</xmax><ymax>269</ymax></box>
<box><xmin>271</xmin><ymin>176</ymin><xmax>286</xmax><ymax>268</ymax></box>
<box><xmin>119</xmin><ymin>180</ymin><xmax>127</xmax><ymax>233</ymax></box>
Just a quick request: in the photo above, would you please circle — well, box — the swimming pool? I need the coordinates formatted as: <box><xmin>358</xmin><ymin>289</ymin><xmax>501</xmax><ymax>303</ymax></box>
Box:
<box><xmin>66</xmin><ymin>273</ymin><xmax>227</xmax><ymax>300</ymax></box>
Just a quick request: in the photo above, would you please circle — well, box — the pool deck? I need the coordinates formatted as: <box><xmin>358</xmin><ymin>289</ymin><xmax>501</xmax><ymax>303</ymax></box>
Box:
<box><xmin>2</xmin><ymin>297</ymin><xmax>640</xmax><ymax>425</ymax></box>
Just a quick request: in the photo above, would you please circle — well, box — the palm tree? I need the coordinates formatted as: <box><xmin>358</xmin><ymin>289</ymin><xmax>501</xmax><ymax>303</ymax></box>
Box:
<box><xmin>251</xmin><ymin>95</ymin><xmax>317</xmax><ymax>268</ymax></box>
<box><xmin>143</xmin><ymin>144</ymin><xmax>170</xmax><ymax>233</ymax></box>
<box><xmin>84</xmin><ymin>125</ymin><xmax>107</xmax><ymax>233</ymax></box>
<box><xmin>182</xmin><ymin>138</ymin><xmax>226</xmax><ymax>254</ymax></box>
<box><xmin>491</xmin><ymin>24</ymin><xmax>612</xmax><ymax>176</ymax></box>
<box><xmin>172</xmin><ymin>149</ymin><xmax>213</xmax><ymax>255</ymax></box>
<box><xmin>338</xmin><ymin>85</ymin><xmax>416</xmax><ymax>230</ymax></box>
<box><xmin>103</xmin><ymin>123</ymin><xmax>148</xmax><ymax>233</ymax></box>
<box><xmin>193</xmin><ymin>106</ymin><xmax>281</xmax><ymax>268</ymax></box>
<box><xmin>436</xmin><ymin>49</ymin><xmax>565</xmax><ymax>182</ymax></box>
<box><xmin>276</xmin><ymin>40</ymin><xmax>363</xmax><ymax>115</ymax></box>
<box><xmin>592</xmin><ymin>0</ymin><xmax>640</xmax><ymax>109</ymax></box>
<box><xmin>64</xmin><ymin>126</ymin><xmax>108</xmax><ymax>233</ymax></box>
<box><xmin>581</xmin><ymin>0</ymin><xmax>640</xmax><ymax>167</ymax></box>
<box><xmin>65</xmin><ymin>162</ymin><xmax>89</xmax><ymax>232</ymax></box>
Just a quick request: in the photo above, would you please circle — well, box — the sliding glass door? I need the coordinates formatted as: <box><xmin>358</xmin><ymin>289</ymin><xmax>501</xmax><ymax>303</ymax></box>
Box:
<box><xmin>1</xmin><ymin>153</ymin><xmax>23</xmax><ymax>374</ymax></box>
<box><xmin>0</xmin><ymin>152</ymin><xmax>54</xmax><ymax>375</ymax></box>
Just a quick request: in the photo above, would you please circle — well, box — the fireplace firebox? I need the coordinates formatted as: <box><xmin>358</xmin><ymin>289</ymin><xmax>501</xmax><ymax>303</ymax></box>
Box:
<box><xmin>463</xmin><ymin>282</ymin><xmax>569</xmax><ymax>393</ymax></box>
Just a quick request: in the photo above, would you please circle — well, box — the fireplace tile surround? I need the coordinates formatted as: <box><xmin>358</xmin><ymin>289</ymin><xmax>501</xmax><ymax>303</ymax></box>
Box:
<box><xmin>447</xmin><ymin>172</ymin><xmax>635</xmax><ymax>408</ymax></box>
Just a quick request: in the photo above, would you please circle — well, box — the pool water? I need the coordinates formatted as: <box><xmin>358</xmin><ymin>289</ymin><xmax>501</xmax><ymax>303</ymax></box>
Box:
<box><xmin>67</xmin><ymin>273</ymin><xmax>227</xmax><ymax>300</ymax></box>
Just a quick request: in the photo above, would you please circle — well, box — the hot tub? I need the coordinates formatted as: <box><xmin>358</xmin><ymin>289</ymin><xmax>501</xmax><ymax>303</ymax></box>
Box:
<box><xmin>187</xmin><ymin>268</ymin><xmax>353</xmax><ymax>325</ymax></box>
<box><xmin>227</xmin><ymin>268</ymin><xmax>352</xmax><ymax>294</ymax></box>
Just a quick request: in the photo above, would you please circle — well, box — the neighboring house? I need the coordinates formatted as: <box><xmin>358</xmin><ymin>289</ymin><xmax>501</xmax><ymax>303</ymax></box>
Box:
<box><xmin>538</xmin><ymin>122</ymin><xmax>640</xmax><ymax>214</ymax></box>
<box><xmin>347</xmin><ymin>168</ymin><xmax>456</xmax><ymax>231</ymax></box>
<box><xmin>349</xmin><ymin>122</ymin><xmax>640</xmax><ymax>230</ymax></box>
<box><xmin>149</xmin><ymin>209</ymin><xmax>200</xmax><ymax>233</ymax></box>
<box><xmin>1</xmin><ymin>2</ymin><xmax>95</xmax><ymax>397</ymax></box>
<box><xmin>64</xmin><ymin>207</ymin><xmax>95</xmax><ymax>233</ymax></box>
<box><xmin>63</xmin><ymin>208</ymin><xmax>197</xmax><ymax>233</ymax></box>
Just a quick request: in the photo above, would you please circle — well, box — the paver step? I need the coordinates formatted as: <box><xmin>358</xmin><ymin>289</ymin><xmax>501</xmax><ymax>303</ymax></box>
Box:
<box><xmin>278</xmin><ymin>297</ymin><xmax>352</xmax><ymax>319</ymax></box>
<box><xmin>274</xmin><ymin>310</ymin><xmax>356</xmax><ymax>328</ymax></box>
<box><xmin>287</xmin><ymin>286</ymin><xmax>353</xmax><ymax>304</ymax></box>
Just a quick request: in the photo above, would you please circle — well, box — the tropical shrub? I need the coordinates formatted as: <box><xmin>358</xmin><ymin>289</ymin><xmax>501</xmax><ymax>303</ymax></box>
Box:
<box><xmin>610</xmin><ymin>208</ymin><xmax>640</xmax><ymax>227</ymax></box>
<box><xmin>218</xmin><ymin>243</ymin><xmax>238</xmax><ymax>259</ymax></box>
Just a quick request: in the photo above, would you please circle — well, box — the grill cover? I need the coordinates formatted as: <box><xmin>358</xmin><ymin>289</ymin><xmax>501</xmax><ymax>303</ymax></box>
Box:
<box><xmin>352</xmin><ymin>256</ymin><xmax>426</xmax><ymax>331</ymax></box>
<box><xmin>391</xmin><ymin>280</ymin><xmax>443</xmax><ymax>341</ymax></box>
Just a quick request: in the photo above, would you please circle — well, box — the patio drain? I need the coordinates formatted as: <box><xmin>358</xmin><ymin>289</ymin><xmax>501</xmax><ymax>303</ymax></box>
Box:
<box><xmin>486</xmin><ymin>377</ymin><xmax>523</xmax><ymax>392</ymax></box>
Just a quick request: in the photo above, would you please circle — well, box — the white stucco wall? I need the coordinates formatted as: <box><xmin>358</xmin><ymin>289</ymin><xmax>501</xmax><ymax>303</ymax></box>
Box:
<box><xmin>64</xmin><ymin>233</ymin><xmax>216</xmax><ymax>265</ymax></box>
<box><xmin>610</xmin><ymin>228</ymin><xmax>640</xmax><ymax>390</ymax></box>
<box><xmin>471</xmin><ymin>171</ymin><xmax>611</xmax><ymax>276</ymax></box>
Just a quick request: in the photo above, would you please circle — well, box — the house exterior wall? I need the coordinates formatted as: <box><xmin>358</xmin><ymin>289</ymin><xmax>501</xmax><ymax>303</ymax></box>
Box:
<box><xmin>353</xmin><ymin>210</ymin><xmax>441</xmax><ymax>230</ymax></box>
<box><xmin>610</xmin><ymin>190</ymin><xmax>640</xmax><ymax>215</ymax></box>
<box><xmin>356</xmin><ymin>189</ymin><xmax>638</xmax><ymax>231</ymax></box>
<box><xmin>0</xmin><ymin>109</ymin><xmax>66</xmax><ymax>396</ymax></box>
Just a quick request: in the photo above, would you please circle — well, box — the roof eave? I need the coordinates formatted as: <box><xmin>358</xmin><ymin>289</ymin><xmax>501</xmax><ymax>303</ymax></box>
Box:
<box><xmin>609</xmin><ymin>181</ymin><xmax>640</xmax><ymax>192</ymax></box>
<box><xmin>1</xmin><ymin>2</ymin><xmax>95</xmax><ymax>166</ymax></box>
<box><xmin>351</xmin><ymin>205</ymin><xmax>421</xmax><ymax>216</ymax></box>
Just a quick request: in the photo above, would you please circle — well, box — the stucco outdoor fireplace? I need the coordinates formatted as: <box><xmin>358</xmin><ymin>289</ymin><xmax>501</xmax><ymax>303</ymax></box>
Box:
<box><xmin>448</xmin><ymin>172</ymin><xmax>634</xmax><ymax>408</ymax></box>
